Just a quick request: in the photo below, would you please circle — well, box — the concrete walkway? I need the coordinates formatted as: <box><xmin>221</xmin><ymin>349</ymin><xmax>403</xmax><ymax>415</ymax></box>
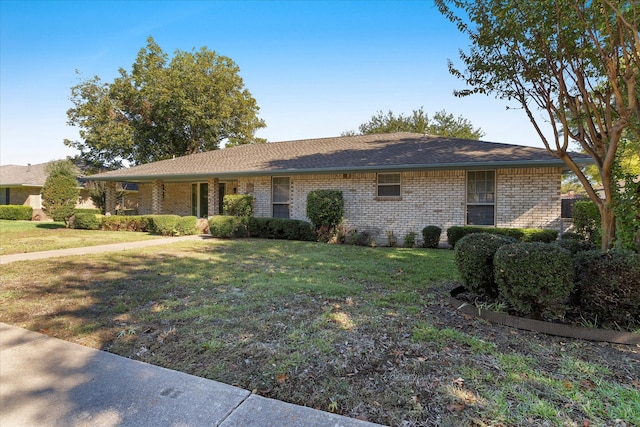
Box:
<box><xmin>1</xmin><ymin>323</ymin><xmax>381</xmax><ymax>426</ymax></box>
<box><xmin>0</xmin><ymin>235</ymin><xmax>206</xmax><ymax>265</ymax></box>
<box><xmin>0</xmin><ymin>238</ymin><xmax>384</xmax><ymax>426</ymax></box>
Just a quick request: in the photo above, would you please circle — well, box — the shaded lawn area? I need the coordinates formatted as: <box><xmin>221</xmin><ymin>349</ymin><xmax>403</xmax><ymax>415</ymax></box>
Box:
<box><xmin>0</xmin><ymin>220</ymin><xmax>162</xmax><ymax>255</ymax></box>
<box><xmin>0</xmin><ymin>238</ymin><xmax>638</xmax><ymax>426</ymax></box>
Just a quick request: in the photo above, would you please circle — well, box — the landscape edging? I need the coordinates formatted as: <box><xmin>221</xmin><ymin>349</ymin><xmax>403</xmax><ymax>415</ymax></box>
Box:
<box><xmin>449</xmin><ymin>287</ymin><xmax>640</xmax><ymax>345</ymax></box>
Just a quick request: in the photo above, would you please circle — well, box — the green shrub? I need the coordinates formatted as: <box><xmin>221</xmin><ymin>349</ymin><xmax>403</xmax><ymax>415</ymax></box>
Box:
<box><xmin>75</xmin><ymin>208</ymin><xmax>101</xmax><ymax>215</ymax></box>
<box><xmin>146</xmin><ymin>215</ymin><xmax>182</xmax><ymax>236</ymax></box>
<box><xmin>520</xmin><ymin>228</ymin><xmax>558</xmax><ymax>242</ymax></box>
<box><xmin>447</xmin><ymin>225</ymin><xmax>557</xmax><ymax>248</ymax></box>
<box><xmin>561</xmin><ymin>231</ymin><xmax>583</xmax><ymax>240</ymax></box>
<box><xmin>403</xmin><ymin>232</ymin><xmax>417</xmax><ymax>248</ymax></box>
<box><xmin>223</xmin><ymin>194</ymin><xmax>254</xmax><ymax>217</ymax></box>
<box><xmin>209</xmin><ymin>216</ymin><xmax>247</xmax><ymax>238</ymax></box>
<box><xmin>306</xmin><ymin>190</ymin><xmax>344</xmax><ymax>241</ymax></box>
<box><xmin>422</xmin><ymin>226</ymin><xmax>441</xmax><ymax>248</ymax></box>
<box><xmin>102</xmin><ymin>215</ymin><xmax>147</xmax><ymax>232</ymax></box>
<box><xmin>572</xmin><ymin>200</ymin><xmax>601</xmax><ymax>244</ymax></box>
<box><xmin>41</xmin><ymin>160</ymin><xmax>79</xmax><ymax>225</ymax></box>
<box><xmin>73</xmin><ymin>213</ymin><xmax>102</xmax><ymax>230</ymax></box>
<box><xmin>574</xmin><ymin>249</ymin><xmax>640</xmax><ymax>327</ymax></box>
<box><xmin>176</xmin><ymin>216</ymin><xmax>198</xmax><ymax>235</ymax></box>
<box><xmin>0</xmin><ymin>205</ymin><xmax>33</xmax><ymax>220</ymax></box>
<box><xmin>454</xmin><ymin>233</ymin><xmax>518</xmax><ymax>298</ymax></box>
<box><xmin>247</xmin><ymin>217</ymin><xmax>315</xmax><ymax>241</ymax></box>
<box><xmin>387</xmin><ymin>231</ymin><xmax>397</xmax><ymax>247</ymax></box>
<box><xmin>494</xmin><ymin>242</ymin><xmax>574</xmax><ymax>318</ymax></box>
<box><xmin>551</xmin><ymin>238</ymin><xmax>596</xmax><ymax>255</ymax></box>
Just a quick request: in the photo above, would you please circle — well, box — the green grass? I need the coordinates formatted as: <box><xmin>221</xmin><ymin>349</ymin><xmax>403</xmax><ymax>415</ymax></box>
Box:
<box><xmin>0</xmin><ymin>237</ymin><xmax>637</xmax><ymax>426</ymax></box>
<box><xmin>0</xmin><ymin>219</ymin><xmax>162</xmax><ymax>254</ymax></box>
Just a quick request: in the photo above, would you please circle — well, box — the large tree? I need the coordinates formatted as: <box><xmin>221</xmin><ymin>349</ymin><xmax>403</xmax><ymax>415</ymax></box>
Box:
<box><xmin>343</xmin><ymin>108</ymin><xmax>485</xmax><ymax>139</ymax></box>
<box><xmin>65</xmin><ymin>37</ymin><xmax>266</xmax><ymax>168</ymax></box>
<box><xmin>435</xmin><ymin>0</ymin><xmax>639</xmax><ymax>250</ymax></box>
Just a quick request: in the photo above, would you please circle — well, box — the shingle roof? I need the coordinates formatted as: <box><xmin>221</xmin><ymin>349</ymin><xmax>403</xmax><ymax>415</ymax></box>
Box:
<box><xmin>88</xmin><ymin>132</ymin><xmax>592</xmax><ymax>182</ymax></box>
<box><xmin>0</xmin><ymin>163</ymin><xmax>49</xmax><ymax>186</ymax></box>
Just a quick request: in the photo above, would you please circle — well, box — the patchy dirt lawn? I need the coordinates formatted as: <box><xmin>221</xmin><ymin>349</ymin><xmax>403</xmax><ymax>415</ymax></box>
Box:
<box><xmin>0</xmin><ymin>239</ymin><xmax>638</xmax><ymax>426</ymax></box>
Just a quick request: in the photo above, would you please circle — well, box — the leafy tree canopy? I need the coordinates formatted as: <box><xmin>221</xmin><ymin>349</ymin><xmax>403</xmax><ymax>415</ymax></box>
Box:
<box><xmin>436</xmin><ymin>0</ymin><xmax>639</xmax><ymax>249</ymax></box>
<box><xmin>344</xmin><ymin>107</ymin><xmax>485</xmax><ymax>140</ymax></box>
<box><xmin>65</xmin><ymin>37</ymin><xmax>266</xmax><ymax>168</ymax></box>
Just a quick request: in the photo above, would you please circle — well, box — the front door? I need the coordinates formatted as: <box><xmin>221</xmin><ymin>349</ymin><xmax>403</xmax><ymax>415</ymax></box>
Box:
<box><xmin>191</xmin><ymin>183</ymin><xmax>209</xmax><ymax>218</ymax></box>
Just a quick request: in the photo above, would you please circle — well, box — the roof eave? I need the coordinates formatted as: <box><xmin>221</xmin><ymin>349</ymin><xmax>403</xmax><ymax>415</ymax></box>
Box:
<box><xmin>87</xmin><ymin>158</ymin><xmax>588</xmax><ymax>182</ymax></box>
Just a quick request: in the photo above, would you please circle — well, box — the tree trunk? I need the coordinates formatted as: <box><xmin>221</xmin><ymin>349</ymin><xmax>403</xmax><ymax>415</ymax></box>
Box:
<box><xmin>599</xmin><ymin>203</ymin><xmax>616</xmax><ymax>251</ymax></box>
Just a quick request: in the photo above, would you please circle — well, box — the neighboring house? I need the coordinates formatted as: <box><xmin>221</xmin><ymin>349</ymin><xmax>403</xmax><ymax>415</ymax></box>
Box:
<box><xmin>88</xmin><ymin>132</ymin><xmax>593</xmax><ymax>244</ymax></box>
<box><xmin>0</xmin><ymin>162</ymin><xmax>137</xmax><ymax>220</ymax></box>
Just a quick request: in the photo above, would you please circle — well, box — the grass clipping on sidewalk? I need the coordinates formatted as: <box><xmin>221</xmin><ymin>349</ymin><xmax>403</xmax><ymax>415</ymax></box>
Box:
<box><xmin>1</xmin><ymin>238</ymin><xmax>638</xmax><ymax>426</ymax></box>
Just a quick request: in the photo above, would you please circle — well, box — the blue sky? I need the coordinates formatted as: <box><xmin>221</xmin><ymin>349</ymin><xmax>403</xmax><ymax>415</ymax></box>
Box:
<box><xmin>1</xmin><ymin>0</ymin><xmax>549</xmax><ymax>166</ymax></box>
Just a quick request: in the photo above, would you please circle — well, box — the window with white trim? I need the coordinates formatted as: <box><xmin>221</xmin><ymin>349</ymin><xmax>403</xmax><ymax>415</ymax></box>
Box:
<box><xmin>377</xmin><ymin>173</ymin><xmax>401</xmax><ymax>197</ymax></box>
<box><xmin>466</xmin><ymin>170</ymin><xmax>495</xmax><ymax>226</ymax></box>
<box><xmin>272</xmin><ymin>177</ymin><xmax>290</xmax><ymax>218</ymax></box>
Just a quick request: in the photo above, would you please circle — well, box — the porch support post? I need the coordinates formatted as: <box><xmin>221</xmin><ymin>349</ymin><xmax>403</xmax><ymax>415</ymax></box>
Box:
<box><xmin>105</xmin><ymin>182</ymin><xmax>117</xmax><ymax>215</ymax></box>
<box><xmin>151</xmin><ymin>180</ymin><xmax>163</xmax><ymax>214</ymax></box>
<box><xmin>208</xmin><ymin>178</ymin><xmax>219</xmax><ymax>216</ymax></box>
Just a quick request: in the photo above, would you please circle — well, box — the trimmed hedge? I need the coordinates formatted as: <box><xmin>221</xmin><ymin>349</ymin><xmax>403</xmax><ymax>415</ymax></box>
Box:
<box><xmin>551</xmin><ymin>238</ymin><xmax>596</xmax><ymax>255</ymax></box>
<box><xmin>146</xmin><ymin>215</ymin><xmax>198</xmax><ymax>236</ymax></box>
<box><xmin>454</xmin><ymin>233</ymin><xmax>518</xmax><ymax>298</ymax></box>
<box><xmin>574</xmin><ymin>249</ymin><xmax>640</xmax><ymax>327</ymax></box>
<box><xmin>209</xmin><ymin>216</ymin><xmax>248</xmax><ymax>238</ymax></box>
<box><xmin>102</xmin><ymin>215</ymin><xmax>148</xmax><ymax>232</ymax></box>
<box><xmin>73</xmin><ymin>213</ymin><xmax>102</xmax><ymax>230</ymax></box>
<box><xmin>209</xmin><ymin>216</ymin><xmax>315</xmax><ymax>241</ymax></box>
<box><xmin>223</xmin><ymin>194</ymin><xmax>254</xmax><ymax>217</ymax></box>
<box><xmin>75</xmin><ymin>208</ymin><xmax>101</xmax><ymax>215</ymax></box>
<box><xmin>422</xmin><ymin>225</ymin><xmax>441</xmax><ymax>248</ymax></box>
<box><xmin>248</xmin><ymin>217</ymin><xmax>316</xmax><ymax>241</ymax></box>
<box><xmin>447</xmin><ymin>226</ymin><xmax>558</xmax><ymax>248</ymax></box>
<box><xmin>0</xmin><ymin>205</ymin><xmax>33</xmax><ymax>220</ymax></box>
<box><xmin>494</xmin><ymin>242</ymin><xmax>574</xmax><ymax>318</ymax></box>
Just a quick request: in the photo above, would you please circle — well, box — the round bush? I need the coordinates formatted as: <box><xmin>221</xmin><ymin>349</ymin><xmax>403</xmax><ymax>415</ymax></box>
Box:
<box><xmin>72</xmin><ymin>213</ymin><xmax>102</xmax><ymax>230</ymax></box>
<box><xmin>454</xmin><ymin>233</ymin><xmax>518</xmax><ymax>297</ymax></box>
<box><xmin>422</xmin><ymin>225</ymin><xmax>441</xmax><ymax>248</ymax></box>
<box><xmin>494</xmin><ymin>242</ymin><xmax>574</xmax><ymax>318</ymax></box>
<box><xmin>574</xmin><ymin>249</ymin><xmax>640</xmax><ymax>328</ymax></box>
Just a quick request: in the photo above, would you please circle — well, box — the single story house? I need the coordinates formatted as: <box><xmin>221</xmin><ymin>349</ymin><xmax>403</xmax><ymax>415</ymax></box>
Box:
<box><xmin>88</xmin><ymin>132</ymin><xmax>592</xmax><ymax>245</ymax></box>
<box><xmin>0</xmin><ymin>162</ymin><xmax>136</xmax><ymax>220</ymax></box>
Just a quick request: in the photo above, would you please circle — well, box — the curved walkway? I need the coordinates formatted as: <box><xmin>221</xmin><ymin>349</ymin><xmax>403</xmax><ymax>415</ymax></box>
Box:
<box><xmin>0</xmin><ymin>237</ymin><xmax>383</xmax><ymax>426</ymax></box>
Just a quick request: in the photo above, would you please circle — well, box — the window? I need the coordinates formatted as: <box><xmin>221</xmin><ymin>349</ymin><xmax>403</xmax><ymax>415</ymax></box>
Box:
<box><xmin>466</xmin><ymin>170</ymin><xmax>495</xmax><ymax>225</ymax></box>
<box><xmin>272</xmin><ymin>177</ymin><xmax>290</xmax><ymax>218</ymax></box>
<box><xmin>377</xmin><ymin>173</ymin><xmax>401</xmax><ymax>197</ymax></box>
<box><xmin>0</xmin><ymin>188</ymin><xmax>9</xmax><ymax>205</ymax></box>
<box><xmin>191</xmin><ymin>182</ymin><xmax>208</xmax><ymax>218</ymax></box>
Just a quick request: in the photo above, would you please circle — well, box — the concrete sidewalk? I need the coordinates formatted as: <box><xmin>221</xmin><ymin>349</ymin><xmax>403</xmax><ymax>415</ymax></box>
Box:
<box><xmin>0</xmin><ymin>323</ymin><xmax>382</xmax><ymax>426</ymax></box>
<box><xmin>0</xmin><ymin>235</ymin><xmax>206</xmax><ymax>265</ymax></box>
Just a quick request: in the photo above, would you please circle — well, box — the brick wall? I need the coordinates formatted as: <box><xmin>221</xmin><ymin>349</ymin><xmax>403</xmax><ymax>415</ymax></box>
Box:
<box><xmin>137</xmin><ymin>184</ymin><xmax>153</xmax><ymax>214</ymax></box>
<box><xmin>496</xmin><ymin>167</ymin><xmax>562</xmax><ymax>230</ymax></box>
<box><xmin>278</xmin><ymin>171</ymin><xmax>467</xmax><ymax>246</ymax></box>
<box><xmin>134</xmin><ymin>167</ymin><xmax>562</xmax><ymax>245</ymax></box>
<box><xmin>8</xmin><ymin>187</ymin><xmax>41</xmax><ymax>208</ymax></box>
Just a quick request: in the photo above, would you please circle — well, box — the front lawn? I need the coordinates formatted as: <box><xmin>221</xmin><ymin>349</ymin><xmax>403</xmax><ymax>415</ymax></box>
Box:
<box><xmin>0</xmin><ymin>220</ymin><xmax>162</xmax><ymax>255</ymax></box>
<box><xmin>0</xmin><ymin>238</ymin><xmax>637</xmax><ymax>426</ymax></box>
